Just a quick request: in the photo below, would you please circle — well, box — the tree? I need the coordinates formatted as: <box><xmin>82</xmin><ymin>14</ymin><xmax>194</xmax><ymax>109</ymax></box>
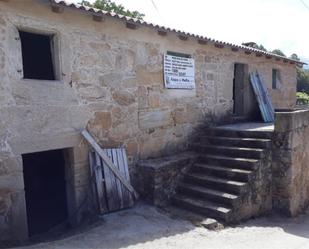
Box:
<box><xmin>79</xmin><ymin>0</ymin><xmax>145</xmax><ymax>20</ymax></box>
<box><xmin>271</xmin><ymin>49</ymin><xmax>286</xmax><ymax>57</ymax></box>
<box><xmin>257</xmin><ymin>44</ymin><xmax>267</xmax><ymax>52</ymax></box>
<box><xmin>297</xmin><ymin>67</ymin><xmax>309</xmax><ymax>92</ymax></box>
<box><xmin>289</xmin><ymin>53</ymin><xmax>300</xmax><ymax>61</ymax></box>
<box><xmin>241</xmin><ymin>42</ymin><xmax>268</xmax><ymax>52</ymax></box>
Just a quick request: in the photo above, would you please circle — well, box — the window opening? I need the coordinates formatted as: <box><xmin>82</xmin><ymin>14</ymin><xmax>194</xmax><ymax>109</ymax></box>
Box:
<box><xmin>19</xmin><ymin>30</ymin><xmax>56</xmax><ymax>80</ymax></box>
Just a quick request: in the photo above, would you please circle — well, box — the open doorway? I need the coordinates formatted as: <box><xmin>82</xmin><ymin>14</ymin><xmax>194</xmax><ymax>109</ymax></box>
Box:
<box><xmin>22</xmin><ymin>149</ymin><xmax>68</xmax><ymax>237</ymax></box>
<box><xmin>233</xmin><ymin>63</ymin><xmax>246</xmax><ymax>116</ymax></box>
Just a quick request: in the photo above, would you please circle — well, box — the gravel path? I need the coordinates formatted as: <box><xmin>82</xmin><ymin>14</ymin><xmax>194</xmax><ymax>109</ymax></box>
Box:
<box><xmin>15</xmin><ymin>203</ymin><xmax>309</xmax><ymax>249</ymax></box>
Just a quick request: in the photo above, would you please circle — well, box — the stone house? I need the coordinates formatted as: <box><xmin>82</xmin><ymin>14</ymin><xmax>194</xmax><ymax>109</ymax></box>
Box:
<box><xmin>0</xmin><ymin>0</ymin><xmax>305</xmax><ymax>244</ymax></box>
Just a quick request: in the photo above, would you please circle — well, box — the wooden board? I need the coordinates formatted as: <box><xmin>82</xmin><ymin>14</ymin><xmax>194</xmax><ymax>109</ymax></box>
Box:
<box><xmin>89</xmin><ymin>151</ymin><xmax>108</xmax><ymax>213</ymax></box>
<box><xmin>249</xmin><ymin>72</ymin><xmax>274</xmax><ymax>123</ymax></box>
<box><xmin>102</xmin><ymin>149</ymin><xmax>121</xmax><ymax>211</ymax></box>
<box><xmin>82</xmin><ymin>130</ymin><xmax>138</xmax><ymax>198</ymax></box>
<box><xmin>257</xmin><ymin>73</ymin><xmax>275</xmax><ymax>118</ymax></box>
<box><xmin>101</xmin><ymin>148</ymin><xmax>134</xmax><ymax>212</ymax></box>
<box><xmin>83</xmin><ymin>130</ymin><xmax>136</xmax><ymax>214</ymax></box>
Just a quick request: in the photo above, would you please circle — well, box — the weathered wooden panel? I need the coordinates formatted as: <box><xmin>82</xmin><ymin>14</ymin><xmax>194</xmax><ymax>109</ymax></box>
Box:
<box><xmin>89</xmin><ymin>151</ymin><xmax>108</xmax><ymax>213</ymax></box>
<box><xmin>82</xmin><ymin>130</ymin><xmax>138</xmax><ymax>198</ymax></box>
<box><xmin>104</xmin><ymin>149</ymin><xmax>121</xmax><ymax>211</ymax></box>
<box><xmin>250</xmin><ymin>72</ymin><xmax>274</xmax><ymax>122</ymax></box>
<box><xmin>83</xmin><ymin>130</ymin><xmax>137</xmax><ymax>214</ymax></box>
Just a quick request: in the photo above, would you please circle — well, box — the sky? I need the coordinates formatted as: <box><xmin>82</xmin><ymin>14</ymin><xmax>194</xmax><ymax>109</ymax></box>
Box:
<box><xmin>70</xmin><ymin>0</ymin><xmax>309</xmax><ymax>66</ymax></box>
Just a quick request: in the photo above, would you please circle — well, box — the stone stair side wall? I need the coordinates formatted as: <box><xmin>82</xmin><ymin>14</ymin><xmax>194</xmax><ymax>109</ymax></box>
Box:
<box><xmin>234</xmin><ymin>153</ymin><xmax>273</xmax><ymax>222</ymax></box>
<box><xmin>272</xmin><ymin>109</ymin><xmax>309</xmax><ymax>216</ymax></box>
<box><xmin>137</xmin><ymin>153</ymin><xmax>197</xmax><ymax>207</ymax></box>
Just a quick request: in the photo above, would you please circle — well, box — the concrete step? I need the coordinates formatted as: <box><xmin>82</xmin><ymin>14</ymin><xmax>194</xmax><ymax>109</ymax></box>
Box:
<box><xmin>177</xmin><ymin>182</ymin><xmax>239</xmax><ymax>206</ymax></box>
<box><xmin>192</xmin><ymin>144</ymin><xmax>265</xmax><ymax>159</ymax></box>
<box><xmin>197</xmin><ymin>136</ymin><xmax>272</xmax><ymax>149</ymax></box>
<box><xmin>198</xmin><ymin>154</ymin><xmax>260</xmax><ymax>170</ymax></box>
<box><xmin>192</xmin><ymin>163</ymin><xmax>252</xmax><ymax>181</ymax></box>
<box><xmin>184</xmin><ymin>172</ymin><xmax>247</xmax><ymax>194</ymax></box>
<box><xmin>172</xmin><ymin>194</ymin><xmax>232</xmax><ymax>222</ymax></box>
<box><xmin>205</xmin><ymin>128</ymin><xmax>273</xmax><ymax>139</ymax></box>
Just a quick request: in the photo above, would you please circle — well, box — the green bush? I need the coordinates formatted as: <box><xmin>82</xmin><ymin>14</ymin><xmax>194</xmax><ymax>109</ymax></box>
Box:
<box><xmin>296</xmin><ymin>92</ymin><xmax>309</xmax><ymax>105</ymax></box>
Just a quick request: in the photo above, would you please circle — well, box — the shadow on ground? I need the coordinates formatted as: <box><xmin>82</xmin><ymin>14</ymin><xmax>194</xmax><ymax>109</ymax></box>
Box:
<box><xmin>236</xmin><ymin>209</ymin><xmax>309</xmax><ymax>239</ymax></box>
<box><xmin>5</xmin><ymin>203</ymin><xmax>309</xmax><ymax>249</ymax></box>
<box><xmin>12</xmin><ymin>202</ymin><xmax>198</xmax><ymax>249</ymax></box>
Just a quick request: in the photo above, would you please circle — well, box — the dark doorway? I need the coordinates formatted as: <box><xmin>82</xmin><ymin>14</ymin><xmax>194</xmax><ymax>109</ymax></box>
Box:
<box><xmin>233</xmin><ymin>63</ymin><xmax>246</xmax><ymax>116</ymax></box>
<box><xmin>19</xmin><ymin>30</ymin><xmax>55</xmax><ymax>80</ymax></box>
<box><xmin>22</xmin><ymin>149</ymin><xmax>68</xmax><ymax>237</ymax></box>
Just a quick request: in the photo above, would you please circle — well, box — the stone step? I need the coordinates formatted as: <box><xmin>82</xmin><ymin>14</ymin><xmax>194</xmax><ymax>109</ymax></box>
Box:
<box><xmin>199</xmin><ymin>154</ymin><xmax>260</xmax><ymax>170</ymax></box>
<box><xmin>163</xmin><ymin>206</ymin><xmax>223</xmax><ymax>230</ymax></box>
<box><xmin>177</xmin><ymin>182</ymin><xmax>239</xmax><ymax>206</ymax></box>
<box><xmin>192</xmin><ymin>163</ymin><xmax>252</xmax><ymax>181</ymax></box>
<box><xmin>184</xmin><ymin>172</ymin><xmax>247</xmax><ymax>194</ymax></box>
<box><xmin>197</xmin><ymin>136</ymin><xmax>272</xmax><ymax>149</ymax></box>
<box><xmin>193</xmin><ymin>144</ymin><xmax>265</xmax><ymax>159</ymax></box>
<box><xmin>172</xmin><ymin>194</ymin><xmax>232</xmax><ymax>222</ymax></box>
<box><xmin>205</xmin><ymin>128</ymin><xmax>273</xmax><ymax>139</ymax></box>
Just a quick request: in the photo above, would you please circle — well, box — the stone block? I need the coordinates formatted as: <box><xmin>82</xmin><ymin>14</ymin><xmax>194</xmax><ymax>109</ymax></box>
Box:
<box><xmin>126</xmin><ymin>140</ymin><xmax>138</xmax><ymax>156</ymax></box>
<box><xmin>0</xmin><ymin>189</ymin><xmax>11</xmax><ymax>216</ymax></box>
<box><xmin>71</xmin><ymin>146</ymin><xmax>89</xmax><ymax>165</ymax></box>
<box><xmin>74</xmin><ymin>169</ymin><xmax>90</xmax><ymax>187</ymax></box>
<box><xmin>112</xmin><ymin>90</ymin><xmax>135</xmax><ymax>106</ymax></box>
<box><xmin>88</xmin><ymin>42</ymin><xmax>111</xmax><ymax>51</ymax></box>
<box><xmin>9</xmin><ymin>190</ymin><xmax>28</xmax><ymax>242</ymax></box>
<box><xmin>174</xmin><ymin>107</ymin><xmax>186</xmax><ymax>124</ymax></box>
<box><xmin>10</xmin><ymin>132</ymin><xmax>83</xmax><ymax>155</ymax></box>
<box><xmin>77</xmin><ymin>86</ymin><xmax>107</xmax><ymax>101</ymax></box>
<box><xmin>11</xmin><ymin>81</ymin><xmax>79</xmax><ymax>106</ymax></box>
<box><xmin>148</xmin><ymin>94</ymin><xmax>160</xmax><ymax>108</ymax></box>
<box><xmin>88</xmin><ymin>111</ymin><xmax>112</xmax><ymax>130</ymax></box>
<box><xmin>100</xmin><ymin>72</ymin><xmax>122</xmax><ymax>88</ymax></box>
<box><xmin>138</xmin><ymin>86</ymin><xmax>148</xmax><ymax>109</ymax></box>
<box><xmin>0</xmin><ymin>173</ymin><xmax>24</xmax><ymax>191</ymax></box>
<box><xmin>0</xmin><ymin>156</ymin><xmax>22</xmax><ymax>176</ymax></box>
<box><xmin>138</xmin><ymin>109</ymin><xmax>173</xmax><ymax>130</ymax></box>
<box><xmin>137</xmin><ymin>152</ymin><xmax>197</xmax><ymax>206</ymax></box>
<box><xmin>186</xmin><ymin>102</ymin><xmax>203</xmax><ymax>123</ymax></box>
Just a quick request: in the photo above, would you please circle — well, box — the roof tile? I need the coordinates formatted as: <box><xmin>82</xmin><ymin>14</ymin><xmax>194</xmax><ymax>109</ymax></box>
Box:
<box><xmin>49</xmin><ymin>0</ymin><xmax>304</xmax><ymax>65</ymax></box>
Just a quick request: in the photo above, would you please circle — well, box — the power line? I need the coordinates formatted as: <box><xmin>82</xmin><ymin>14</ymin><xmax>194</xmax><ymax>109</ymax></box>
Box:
<box><xmin>150</xmin><ymin>0</ymin><xmax>159</xmax><ymax>13</ymax></box>
<box><xmin>300</xmin><ymin>0</ymin><xmax>309</xmax><ymax>11</ymax></box>
<box><xmin>149</xmin><ymin>0</ymin><xmax>166</xmax><ymax>25</ymax></box>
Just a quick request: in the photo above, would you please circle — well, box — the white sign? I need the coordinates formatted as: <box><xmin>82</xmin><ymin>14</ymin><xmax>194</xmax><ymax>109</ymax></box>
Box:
<box><xmin>164</xmin><ymin>53</ymin><xmax>195</xmax><ymax>89</ymax></box>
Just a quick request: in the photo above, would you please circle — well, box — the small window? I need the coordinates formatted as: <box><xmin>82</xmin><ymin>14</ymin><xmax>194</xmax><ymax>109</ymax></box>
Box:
<box><xmin>19</xmin><ymin>30</ymin><xmax>56</xmax><ymax>80</ymax></box>
<box><xmin>272</xmin><ymin>69</ymin><xmax>279</xmax><ymax>89</ymax></box>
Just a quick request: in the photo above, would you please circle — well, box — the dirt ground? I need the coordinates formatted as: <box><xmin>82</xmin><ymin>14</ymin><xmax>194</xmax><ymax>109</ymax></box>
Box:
<box><xmin>14</xmin><ymin>203</ymin><xmax>309</xmax><ymax>249</ymax></box>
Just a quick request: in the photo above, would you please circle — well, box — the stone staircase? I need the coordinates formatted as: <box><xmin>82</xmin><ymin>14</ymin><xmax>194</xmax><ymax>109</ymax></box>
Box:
<box><xmin>172</xmin><ymin>127</ymin><xmax>273</xmax><ymax>226</ymax></box>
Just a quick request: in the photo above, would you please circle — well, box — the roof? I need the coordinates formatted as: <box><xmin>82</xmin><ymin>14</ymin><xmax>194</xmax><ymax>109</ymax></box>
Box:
<box><xmin>49</xmin><ymin>0</ymin><xmax>304</xmax><ymax>66</ymax></box>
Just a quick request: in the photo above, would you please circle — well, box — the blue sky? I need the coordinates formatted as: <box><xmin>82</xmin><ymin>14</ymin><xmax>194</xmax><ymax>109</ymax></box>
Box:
<box><xmin>70</xmin><ymin>0</ymin><xmax>309</xmax><ymax>66</ymax></box>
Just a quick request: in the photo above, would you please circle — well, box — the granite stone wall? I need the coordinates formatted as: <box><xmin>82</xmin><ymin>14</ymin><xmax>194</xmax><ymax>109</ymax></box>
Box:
<box><xmin>137</xmin><ymin>152</ymin><xmax>197</xmax><ymax>207</ymax></box>
<box><xmin>273</xmin><ymin>109</ymin><xmax>309</xmax><ymax>216</ymax></box>
<box><xmin>0</xmin><ymin>0</ymin><xmax>297</xmax><ymax>242</ymax></box>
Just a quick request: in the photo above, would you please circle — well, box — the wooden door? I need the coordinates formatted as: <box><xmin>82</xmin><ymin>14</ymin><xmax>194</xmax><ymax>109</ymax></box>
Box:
<box><xmin>233</xmin><ymin>63</ymin><xmax>245</xmax><ymax>116</ymax></box>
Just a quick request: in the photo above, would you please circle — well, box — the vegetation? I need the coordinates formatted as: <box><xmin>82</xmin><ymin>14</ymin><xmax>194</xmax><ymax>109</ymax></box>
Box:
<box><xmin>290</xmin><ymin>53</ymin><xmax>300</xmax><ymax>61</ymax></box>
<box><xmin>296</xmin><ymin>91</ymin><xmax>309</xmax><ymax>105</ymax></box>
<box><xmin>242</xmin><ymin>42</ymin><xmax>309</xmax><ymax>102</ymax></box>
<box><xmin>297</xmin><ymin>68</ymin><xmax>309</xmax><ymax>93</ymax></box>
<box><xmin>271</xmin><ymin>49</ymin><xmax>286</xmax><ymax>57</ymax></box>
<box><xmin>241</xmin><ymin>42</ymin><xmax>267</xmax><ymax>51</ymax></box>
<box><xmin>79</xmin><ymin>0</ymin><xmax>145</xmax><ymax>20</ymax></box>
